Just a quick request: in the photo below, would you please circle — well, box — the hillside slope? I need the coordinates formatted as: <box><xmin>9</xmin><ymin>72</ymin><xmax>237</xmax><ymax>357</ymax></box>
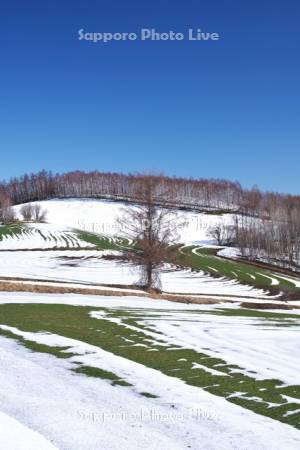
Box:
<box><xmin>13</xmin><ymin>198</ymin><xmax>235</xmax><ymax>244</ymax></box>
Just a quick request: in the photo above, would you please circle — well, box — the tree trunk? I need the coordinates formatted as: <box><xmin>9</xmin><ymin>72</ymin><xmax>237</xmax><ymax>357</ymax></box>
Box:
<box><xmin>146</xmin><ymin>262</ymin><xmax>153</xmax><ymax>289</ymax></box>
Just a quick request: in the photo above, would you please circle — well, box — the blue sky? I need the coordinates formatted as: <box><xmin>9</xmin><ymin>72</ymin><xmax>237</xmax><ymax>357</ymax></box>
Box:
<box><xmin>1</xmin><ymin>0</ymin><xmax>299</xmax><ymax>193</ymax></box>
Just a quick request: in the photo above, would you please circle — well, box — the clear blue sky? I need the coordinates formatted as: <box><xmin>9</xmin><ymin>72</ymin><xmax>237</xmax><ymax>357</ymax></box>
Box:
<box><xmin>1</xmin><ymin>0</ymin><xmax>299</xmax><ymax>193</ymax></box>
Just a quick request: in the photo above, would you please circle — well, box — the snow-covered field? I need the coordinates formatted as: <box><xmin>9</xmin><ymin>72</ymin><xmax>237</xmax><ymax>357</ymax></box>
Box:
<box><xmin>13</xmin><ymin>198</ymin><xmax>236</xmax><ymax>244</ymax></box>
<box><xmin>1</xmin><ymin>333</ymin><xmax>298</xmax><ymax>450</ymax></box>
<box><xmin>130</xmin><ymin>308</ymin><xmax>300</xmax><ymax>384</ymax></box>
<box><xmin>0</xmin><ymin>293</ymin><xmax>299</xmax><ymax>450</ymax></box>
<box><xmin>0</xmin><ymin>410</ymin><xmax>56</xmax><ymax>450</ymax></box>
<box><xmin>0</xmin><ymin>223</ymin><xmax>93</xmax><ymax>250</ymax></box>
<box><xmin>0</xmin><ymin>250</ymin><xmax>273</xmax><ymax>298</ymax></box>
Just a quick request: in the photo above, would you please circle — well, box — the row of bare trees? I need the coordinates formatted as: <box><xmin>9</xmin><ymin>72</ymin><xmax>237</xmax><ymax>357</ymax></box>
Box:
<box><xmin>0</xmin><ymin>170</ymin><xmax>265</xmax><ymax>212</ymax></box>
<box><xmin>232</xmin><ymin>208</ymin><xmax>300</xmax><ymax>271</ymax></box>
<box><xmin>2</xmin><ymin>170</ymin><xmax>299</xmax><ymax>218</ymax></box>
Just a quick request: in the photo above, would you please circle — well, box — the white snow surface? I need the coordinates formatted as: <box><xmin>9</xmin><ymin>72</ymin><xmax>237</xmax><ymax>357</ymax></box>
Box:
<box><xmin>217</xmin><ymin>247</ymin><xmax>241</xmax><ymax>258</ymax></box>
<box><xmin>0</xmin><ymin>411</ymin><xmax>57</xmax><ymax>450</ymax></box>
<box><xmin>0</xmin><ymin>293</ymin><xmax>299</xmax><ymax>450</ymax></box>
<box><xmin>13</xmin><ymin>198</ymin><xmax>236</xmax><ymax>245</ymax></box>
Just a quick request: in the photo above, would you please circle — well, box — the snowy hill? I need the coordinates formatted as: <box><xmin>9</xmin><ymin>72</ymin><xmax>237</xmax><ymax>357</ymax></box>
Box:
<box><xmin>13</xmin><ymin>198</ymin><xmax>235</xmax><ymax>245</ymax></box>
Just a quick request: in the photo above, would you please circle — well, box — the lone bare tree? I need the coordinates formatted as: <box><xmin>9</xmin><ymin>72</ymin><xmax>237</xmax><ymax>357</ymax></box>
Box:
<box><xmin>117</xmin><ymin>175</ymin><xmax>183</xmax><ymax>292</ymax></box>
<box><xmin>32</xmin><ymin>204</ymin><xmax>47</xmax><ymax>222</ymax></box>
<box><xmin>208</xmin><ymin>223</ymin><xmax>235</xmax><ymax>246</ymax></box>
<box><xmin>20</xmin><ymin>203</ymin><xmax>34</xmax><ymax>221</ymax></box>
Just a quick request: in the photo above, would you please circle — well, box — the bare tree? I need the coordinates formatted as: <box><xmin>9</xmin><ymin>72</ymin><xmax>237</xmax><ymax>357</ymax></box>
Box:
<box><xmin>117</xmin><ymin>175</ymin><xmax>183</xmax><ymax>291</ymax></box>
<box><xmin>208</xmin><ymin>223</ymin><xmax>234</xmax><ymax>246</ymax></box>
<box><xmin>20</xmin><ymin>203</ymin><xmax>34</xmax><ymax>221</ymax></box>
<box><xmin>32</xmin><ymin>204</ymin><xmax>47</xmax><ymax>222</ymax></box>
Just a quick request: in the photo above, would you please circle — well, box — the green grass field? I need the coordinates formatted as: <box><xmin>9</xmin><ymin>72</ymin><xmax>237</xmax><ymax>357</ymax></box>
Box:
<box><xmin>76</xmin><ymin>230</ymin><xmax>131</xmax><ymax>250</ymax></box>
<box><xmin>180</xmin><ymin>245</ymin><xmax>299</xmax><ymax>294</ymax></box>
<box><xmin>0</xmin><ymin>223</ymin><xmax>25</xmax><ymax>239</ymax></box>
